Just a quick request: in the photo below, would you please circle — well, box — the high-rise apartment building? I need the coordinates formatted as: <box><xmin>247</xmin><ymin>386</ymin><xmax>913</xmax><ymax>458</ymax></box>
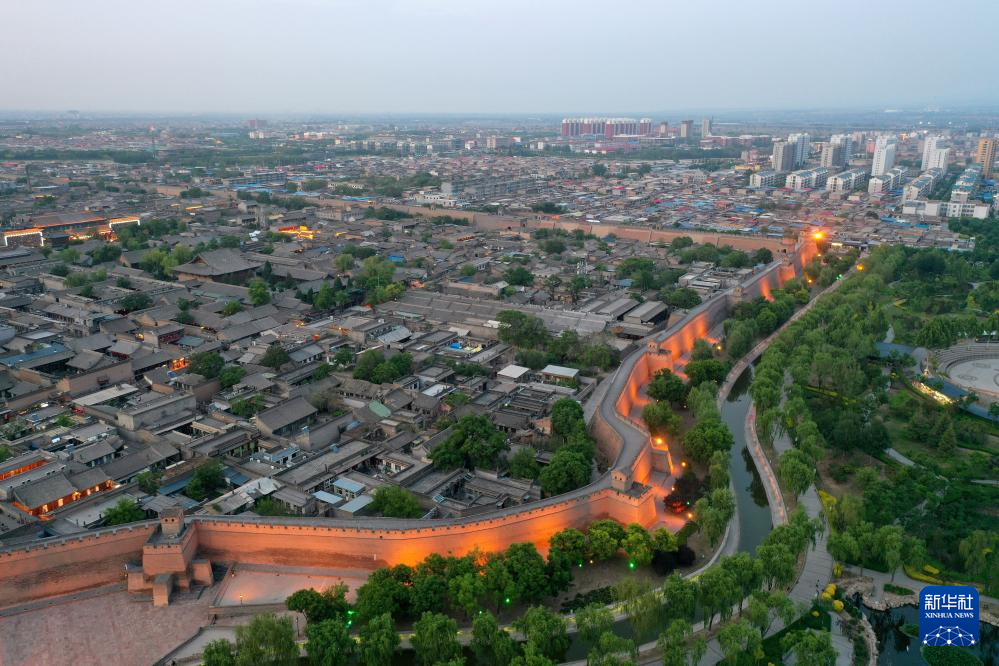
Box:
<box><xmin>787</xmin><ymin>133</ymin><xmax>811</xmax><ymax>167</ymax></box>
<box><xmin>771</xmin><ymin>139</ymin><xmax>795</xmax><ymax>172</ymax></box>
<box><xmin>679</xmin><ymin>120</ymin><xmax>694</xmax><ymax>139</ymax></box>
<box><xmin>921</xmin><ymin>135</ymin><xmax>950</xmax><ymax>172</ymax></box>
<box><xmin>975</xmin><ymin>138</ymin><xmax>996</xmax><ymax>178</ymax></box>
<box><xmin>871</xmin><ymin>135</ymin><xmax>898</xmax><ymax>177</ymax></box>
<box><xmin>701</xmin><ymin>118</ymin><xmax>712</xmax><ymax>137</ymax></box>
<box><xmin>820</xmin><ymin>134</ymin><xmax>852</xmax><ymax>168</ymax></box>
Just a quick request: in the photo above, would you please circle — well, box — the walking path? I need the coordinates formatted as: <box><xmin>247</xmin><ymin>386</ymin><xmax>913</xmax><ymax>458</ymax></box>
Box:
<box><xmin>844</xmin><ymin>565</ymin><xmax>999</xmax><ymax>610</ymax></box>
<box><xmin>695</xmin><ymin>275</ymin><xmax>854</xmax><ymax>666</ymax></box>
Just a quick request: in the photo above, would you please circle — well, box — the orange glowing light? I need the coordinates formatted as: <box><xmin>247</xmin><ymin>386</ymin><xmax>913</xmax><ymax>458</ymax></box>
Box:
<box><xmin>856</xmin><ymin>264</ymin><xmax>864</xmax><ymax>271</ymax></box>
<box><xmin>686</xmin><ymin>512</ymin><xmax>694</xmax><ymax>520</ymax></box>
<box><xmin>812</xmin><ymin>231</ymin><xmax>824</xmax><ymax>240</ymax></box>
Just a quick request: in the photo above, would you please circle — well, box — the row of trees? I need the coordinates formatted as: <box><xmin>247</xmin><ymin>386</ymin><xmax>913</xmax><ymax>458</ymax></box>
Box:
<box><xmin>677</xmin><ymin>244</ymin><xmax>773</xmax><ymax>269</ymax></box>
<box><xmin>749</xmin><ymin>247</ymin><xmax>999</xmax><ymax>590</ymax></box>
<box><xmin>201</xmin><ymin>503</ymin><xmax>827</xmax><ymax>665</ymax></box>
<box><xmin>203</xmin><ymin>603</ymin><xmax>577</xmax><ymax>666</ymax></box>
<box><xmin>723</xmin><ymin>280</ymin><xmax>810</xmax><ymax>359</ymax></box>
<box><xmin>605</xmin><ymin>508</ymin><xmax>823</xmax><ymax>664</ymax></box>
<box><xmin>353</xmin><ymin>544</ymin><xmax>565</xmax><ymax>625</ymax></box>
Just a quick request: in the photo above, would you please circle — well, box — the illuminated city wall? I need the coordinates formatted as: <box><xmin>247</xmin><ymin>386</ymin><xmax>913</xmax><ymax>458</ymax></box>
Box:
<box><xmin>610</xmin><ymin>252</ymin><xmax>807</xmax><ymax>462</ymax></box>
<box><xmin>190</xmin><ymin>487</ymin><xmax>655</xmax><ymax>569</ymax></box>
<box><xmin>0</xmin><ymin>241</ymin><xmax>814</xmax><ymax>609</ymax></box>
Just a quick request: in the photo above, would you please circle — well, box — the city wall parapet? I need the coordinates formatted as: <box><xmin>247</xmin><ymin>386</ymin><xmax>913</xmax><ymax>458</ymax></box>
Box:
<box><xmin>0</xmin><ymin>239</ymin><xmax>813</xmax><ymax>608</ymax></box>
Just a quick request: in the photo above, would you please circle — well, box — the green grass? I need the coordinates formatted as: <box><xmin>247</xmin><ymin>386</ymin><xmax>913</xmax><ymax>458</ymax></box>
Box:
<box><xmin>885</xmin><ymin>583</ymin><xmax>914</xmax><ymax>596</ymax></box>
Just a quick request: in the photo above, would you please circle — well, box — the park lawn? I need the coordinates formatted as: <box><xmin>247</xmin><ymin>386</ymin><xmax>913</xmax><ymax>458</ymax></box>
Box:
<box><xmin>814</xmin><ymin>450</ymin><xmax>886</xmax><ymax>500</ymax></box>
<box><xmin>882</xmin><ymin>411</ymin><xmax>999</xmax><ymax>481</ymax></box>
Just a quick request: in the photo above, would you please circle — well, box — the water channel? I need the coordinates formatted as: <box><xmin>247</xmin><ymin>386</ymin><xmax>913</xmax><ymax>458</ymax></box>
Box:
<box><xmin>720</xmin><ymin>364</ymin><xmax>773</xmax><ymax>555</ymax></box>
<box><xmin>861</xmin><ymin>602</ymin><xmax>997</xmax><ymax>665</ymax></box>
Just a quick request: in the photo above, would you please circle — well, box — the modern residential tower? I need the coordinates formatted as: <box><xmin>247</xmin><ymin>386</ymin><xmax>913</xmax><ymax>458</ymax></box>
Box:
<box><xmin>921</xmin><ymin>135</ymin><xmax>950</xmax><ymax>172</ymax></box>
<box><xmin>559</xmin><ymin>118</ymin><xmax>654</xmax><ymax>138</ymax></box>
<box><xmin>787</xmin><ymin>133</ymin><xmax>811</xmax><ymax>168</ymax></box>
<box><xmin>976</xmin><ymin>137</ymin><xmax>996</xmax><ymax>178</ymax></box>
<box><xmin>820</xmin><ymin>134</ymin><xmax>852</xmax><ymax>168</ymax></box>
<box><xmin>771</xmin><ymin>139</ymin><xmax>795</xmax><ymax>172</ymax></box>
<box><xmin>871</xmin><ymin>135</ymin><xmax>898</xmax><ymax>177</ymax></box>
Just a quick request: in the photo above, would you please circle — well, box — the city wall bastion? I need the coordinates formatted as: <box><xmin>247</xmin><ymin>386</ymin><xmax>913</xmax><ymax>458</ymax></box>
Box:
<box><xmin>0</xmin><ymin>234</ymin><xmax>815</xmax><ymax>608</ymax></box>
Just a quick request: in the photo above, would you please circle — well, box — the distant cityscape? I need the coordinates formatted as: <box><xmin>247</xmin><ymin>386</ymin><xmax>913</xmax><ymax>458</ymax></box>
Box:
<box><xmin>0</xmin><ymin>106</ymin><xmax>996</xmax><ymax>665</ymax></box>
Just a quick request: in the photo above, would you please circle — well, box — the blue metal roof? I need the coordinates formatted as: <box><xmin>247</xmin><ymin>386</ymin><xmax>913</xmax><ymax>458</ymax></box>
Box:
<box><xmin>0</xmin><ymin>343</ymin><xmax>69</xmax><ymax>368</ymax></box>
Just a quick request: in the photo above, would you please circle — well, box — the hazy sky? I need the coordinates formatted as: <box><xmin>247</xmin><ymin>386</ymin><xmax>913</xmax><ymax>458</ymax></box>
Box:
<box><xmin>3</xmin><ymin>0</ymin><xmax>997</xmax><ymax>115</ymax></box>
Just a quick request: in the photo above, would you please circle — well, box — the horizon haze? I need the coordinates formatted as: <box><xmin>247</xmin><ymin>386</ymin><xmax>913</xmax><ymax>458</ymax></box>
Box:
<box><xmin>3</xmin><ymin>0</ymin><xmax>998</xmax><ymax>115</ymax></box>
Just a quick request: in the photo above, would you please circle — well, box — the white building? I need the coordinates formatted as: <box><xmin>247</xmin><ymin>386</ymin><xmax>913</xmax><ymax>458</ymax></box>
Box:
<box><xmin>921</xmin><ymin>135</ymin><xmax>950</xmax><ymax>172</ymax></box>
<box><xmin>788</xmin><ymin>133</ymin><xmax>811</xmax><ymax>168</ymax></box>
<box><xmin>826</xmin><ymin>168</ymin><xmax>868</xmax><ymax>193</ymax></box>
<box><xmin>902</xmin><ymin>199</ymin><xmax>991</xmax><ymax>219</ymax></box>
<box><xmin>786</xmin><ymin>167</ymin><xmax>830</xmax><ymax>191</ymax></box>
<box><xmin>868</xmin><ymin>167</ymin><xmax>908</xmax><ymax>194</ymax></box>
<box><xmin>749</xmin><ymin>170</ymin><xmax>782</xmax><ymax>188</ymax></box>
<box><xmin>950</xmin><ymin>167</ymin><xmax>981</xmax><ymax>203</ymax></box>
<box><xmin>872</xmin><ymin>135</ymin><xmax>898</xmax><ymax>177</ymax></box>
<box><xmin>821</xmin><ymin>134</ymin><xmax>852</xmax><ymax>168</ymax></box>
<box><xmin>413</xmin><ymin>191</ymin><xmax>467</xmax><ymax>208</ymax></box>
<box><xmin>902</xmin><ymin>168</ymin><xmax>943</xmax><ymax>202</ymax></box>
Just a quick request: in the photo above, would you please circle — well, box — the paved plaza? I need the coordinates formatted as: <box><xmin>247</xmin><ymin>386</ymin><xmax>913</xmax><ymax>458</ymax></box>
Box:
<box><xmin>216</xmin><ymin>564</ymin><xmax>372</xmax><ymax>606</ymax></box>
<box><xmin>0</xmin><ymin>589</ymin><xmax>209</xmax><ymax>666</ymax></box>
<box><xmin>948</xmin><ymin>358</ymin><xmax>999</xmax><ymax>397</ymax></box>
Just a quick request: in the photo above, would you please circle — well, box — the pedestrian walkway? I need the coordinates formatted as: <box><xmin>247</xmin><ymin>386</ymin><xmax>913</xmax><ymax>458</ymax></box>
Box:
<box><xmin>690</xmin><ymin>270</ymin><xmax>859</xmax><ymax>665</ymax></box>
<box><xmin>845</xmin><ymin>565</ymin><xmax>999</xmax><ymax>610</ymax></box>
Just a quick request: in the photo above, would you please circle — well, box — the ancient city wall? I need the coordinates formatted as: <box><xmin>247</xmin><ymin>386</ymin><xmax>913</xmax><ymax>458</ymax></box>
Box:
<box><xmin>0</xmin><ymin>239</ymin><xmax>813</xmax><ymax>609</ymax></box>
<box><xmin>318</xmin><ymin>198</ymin><xmax>793</xmax><ymax>256</ymax></box>
<box><xmin>0</xmin><ymin>523</ymin><xmax>156</xmax><ymax>607</ymax></box>
<box><xmin>190</xmin><ymin>486</ymin><xmax>656</xmax><ymax>569</ymax></box>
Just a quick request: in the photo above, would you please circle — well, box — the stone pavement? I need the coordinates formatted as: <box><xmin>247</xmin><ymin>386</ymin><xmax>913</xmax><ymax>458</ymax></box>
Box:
<box><xmin>0</xmin><ymin>588</ymin><xmax>210</xmax><ymax>666</ymax></box>
<box><xmin>216</xmin><ymin>563</ymin><xmax>371</xmax><ymax>606</ymax></box>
